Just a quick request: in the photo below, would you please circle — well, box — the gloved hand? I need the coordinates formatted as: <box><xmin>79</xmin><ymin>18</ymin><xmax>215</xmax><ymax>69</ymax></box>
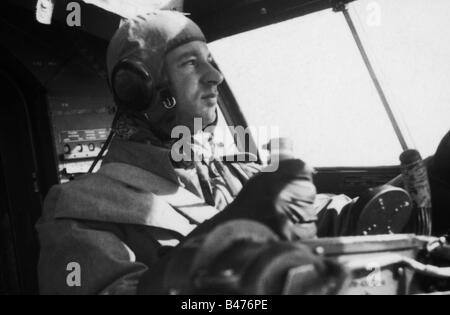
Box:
<box><xmin>189</xmin><ymin>159</ymin><xmax>318</xmax><ymax>240</ymax></box>
<box><xmin>137</xmin><ymin>159</ymin><xmax>318</xmax><ymax>294</ymax></box>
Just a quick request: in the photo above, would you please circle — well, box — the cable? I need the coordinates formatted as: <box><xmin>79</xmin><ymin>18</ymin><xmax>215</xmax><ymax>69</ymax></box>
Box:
<box><xmin>87</xmin><ymin>111</ymin><xmax>119</xmax><ymax>173</ymax></box>
<box><xmin>346</xmin><ymin>253</ymin><xmax>450</xmax><ymax>279</ymax></box>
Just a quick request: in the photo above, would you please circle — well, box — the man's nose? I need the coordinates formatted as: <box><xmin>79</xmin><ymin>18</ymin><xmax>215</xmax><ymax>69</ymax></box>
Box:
<box><xmin>202</xmin><ymin>62</ymin><xmax>224</xmax><ymax>86</ymax></box>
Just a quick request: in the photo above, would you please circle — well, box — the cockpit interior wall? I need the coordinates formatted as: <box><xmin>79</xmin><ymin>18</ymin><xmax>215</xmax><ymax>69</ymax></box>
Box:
<box><xmin>0</xmin><ymin>68</ymin><xmax>44</xmax><ymax>294</ymax></box>
<box><xmin>0</xmin><ymin>3</ymin><xmax>114</xmax><ymax>294</ymax></box>
<box><xmin>1</xmin><ymin>3</ymin><xmax>115</xmax><ymax>183</ymax></box>
<box><xmin>0</xmin><ymin>154</ymin><xmax>20</xmax><ymax>295</ymax></box>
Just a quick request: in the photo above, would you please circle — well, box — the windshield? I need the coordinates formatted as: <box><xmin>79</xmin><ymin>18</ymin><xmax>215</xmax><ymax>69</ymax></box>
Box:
<box><xmin>209</xmin><ymin>0</ymin><xmax>450</xmax><ymax>167</ymax></box>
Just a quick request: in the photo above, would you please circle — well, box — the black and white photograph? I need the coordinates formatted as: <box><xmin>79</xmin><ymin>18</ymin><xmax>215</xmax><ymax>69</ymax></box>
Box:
<box><xmin>1</xmin><ymin>0</ymin><xmax>450</xmax><ymax>298</ymax></box>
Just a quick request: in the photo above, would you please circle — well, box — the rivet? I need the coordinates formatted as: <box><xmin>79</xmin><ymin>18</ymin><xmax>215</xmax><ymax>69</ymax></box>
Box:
<box><xmin>315</xmin><ymin>247</ymin><xmax>325</xmax><ymax>255</ymax></box>
<box><xmin>169</xmin><ymin>289</ymin><xmax>180</xmax><ymax>295</ymax></box>
<box><xmin>222</xmin><ymin>269</ymin><xmax>235</xmax><ymax>277</ymax></box>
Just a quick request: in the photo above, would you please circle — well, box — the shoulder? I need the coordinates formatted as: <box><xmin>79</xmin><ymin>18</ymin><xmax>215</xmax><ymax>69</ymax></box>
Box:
<box><xmin>42</xmin><ymin>165</ymin><xmax>156</xmax><ymax>223</ymax></box>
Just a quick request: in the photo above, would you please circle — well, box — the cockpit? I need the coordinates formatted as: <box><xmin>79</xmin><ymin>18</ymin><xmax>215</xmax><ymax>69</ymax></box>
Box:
<box><xmin>1</xmin><ymin>0</ymin><xmax>450</xmax><ymax>296</ymax></box>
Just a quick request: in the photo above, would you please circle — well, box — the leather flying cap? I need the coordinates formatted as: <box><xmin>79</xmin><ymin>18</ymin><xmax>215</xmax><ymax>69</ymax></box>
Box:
<box><xmin>107</xmin><ymin>10</ymin><xmax>207</xmax><ymax>87</ymax></box>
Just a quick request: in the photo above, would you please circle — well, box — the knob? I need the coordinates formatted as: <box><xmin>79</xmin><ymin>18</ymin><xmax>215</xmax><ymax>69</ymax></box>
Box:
<box><xmin>63</xmin><ymin>144</ymin><xmax>71</xmax><ymax>154</ymax></box>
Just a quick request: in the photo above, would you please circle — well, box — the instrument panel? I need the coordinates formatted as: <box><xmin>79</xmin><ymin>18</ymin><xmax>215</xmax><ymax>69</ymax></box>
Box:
<box><xmin>49</xmin><ymin>95</ymin><xmax>115</xmax><ymax>182</ymax></box>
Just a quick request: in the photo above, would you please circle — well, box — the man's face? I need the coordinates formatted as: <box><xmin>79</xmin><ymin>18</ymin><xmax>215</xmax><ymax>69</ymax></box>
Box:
<box><xmin>165</xmin><ymin>41</ymin><xmax>224</xmax><ymax>132</ymax></box>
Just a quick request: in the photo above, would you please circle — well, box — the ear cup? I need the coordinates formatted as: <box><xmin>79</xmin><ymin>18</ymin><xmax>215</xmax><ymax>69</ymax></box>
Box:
<box><xmin>111</xmin><ymin>59</ymin><xmax>155</xmax><ymax>112</ymax></box>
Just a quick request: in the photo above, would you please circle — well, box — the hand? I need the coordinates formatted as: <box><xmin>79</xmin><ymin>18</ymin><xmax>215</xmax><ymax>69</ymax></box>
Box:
<box><xmin>190</xmin><ymin>159</ymin><xmax>318</xmax><ymax>240</ymax></box>
<box><xmin>138</xmin><ymin>160</ymin><xmax>318</xmax><ymax>294</ymax></box>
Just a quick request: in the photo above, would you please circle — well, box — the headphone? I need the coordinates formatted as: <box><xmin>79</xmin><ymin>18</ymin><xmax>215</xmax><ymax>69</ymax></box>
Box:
<box><xmin>111</xmin><ymin>57</ymin><xmax>223</xmax><ymax>113</ymax></box>
<box><xmin>111</xmin><ymin>58</ymin><xmax>161</xmax><ymax>112</ymax></box>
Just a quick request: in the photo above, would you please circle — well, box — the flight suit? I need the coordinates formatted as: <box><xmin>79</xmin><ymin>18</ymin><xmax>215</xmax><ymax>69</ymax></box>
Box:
<box><xmin>36</xmin><ymin>138</ymin><xmax>261</xmax><ymax>295</ymax></box>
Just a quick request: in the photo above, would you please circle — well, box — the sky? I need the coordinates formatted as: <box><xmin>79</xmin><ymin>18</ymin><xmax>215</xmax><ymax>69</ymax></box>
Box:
<box><xmin>209</xmin><ymin>0</ymin><xmax>450</xmax><ymax>167</ymax></box>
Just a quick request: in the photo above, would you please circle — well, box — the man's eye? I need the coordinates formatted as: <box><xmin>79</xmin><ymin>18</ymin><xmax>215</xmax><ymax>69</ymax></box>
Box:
<box><xmin>183</xmin><ymin>59</ymin><xmax>197</xmax><ymax>66</ymax></box>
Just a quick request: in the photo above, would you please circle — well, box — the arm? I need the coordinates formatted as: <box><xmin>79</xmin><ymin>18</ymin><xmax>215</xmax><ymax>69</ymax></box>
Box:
<box><xmin>36</xmin><ymin>217</ymin><xmax>150</xmax><ymax>295</ymax></box>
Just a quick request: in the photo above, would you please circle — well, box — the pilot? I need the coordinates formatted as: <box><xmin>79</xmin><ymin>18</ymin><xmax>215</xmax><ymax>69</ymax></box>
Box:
<box><xmin>36</xmin><ymin>10</ymin><xmax>320</xmax><ymax>295</ymax></box>
<box><xmin>429</xmin><ymin>130</ymin><xmax>450</xmax><ymax>236</ymax></box>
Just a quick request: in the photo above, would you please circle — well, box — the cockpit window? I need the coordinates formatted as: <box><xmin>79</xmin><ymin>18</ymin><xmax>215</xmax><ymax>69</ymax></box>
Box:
<box><xmin>210</xmin><ymin>0</ymin><xmax>450</xmax><ymax>167</ymax></box>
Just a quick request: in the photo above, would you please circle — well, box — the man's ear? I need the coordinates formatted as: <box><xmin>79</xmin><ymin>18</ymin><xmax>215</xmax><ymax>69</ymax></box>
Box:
<box><xmin>158</xmin><ymin>70</ymin><xmax>176</xmax><ymax>95</ymax></box>
<box><xmin>160</xmin><ymin>62</ymin><xmax>172</xmax><ymax>87</ymax></box>
<box><xmin>160</xmin><ymin>71</ymin><xmax>170</xmax><ymax>85</ymax></box>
